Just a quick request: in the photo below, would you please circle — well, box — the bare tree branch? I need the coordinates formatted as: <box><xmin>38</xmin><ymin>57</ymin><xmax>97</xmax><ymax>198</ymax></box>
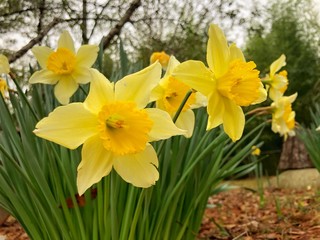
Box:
<box><xmin>101</xmin><ymin>0</ymin><xmax>141</xmax><ymax>50</ymax></box>
<box><xmin>8</xmin><ymin>18</ymin><xmax>62</xmax><ymax>63</ymax></box>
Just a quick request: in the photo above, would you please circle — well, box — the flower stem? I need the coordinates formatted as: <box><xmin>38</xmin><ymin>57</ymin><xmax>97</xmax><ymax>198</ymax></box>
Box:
<box><xmin>156</xmin><ymin>89</ymin><xmax>193</xmax><ymax>155</ymax></box>
<box><xmin>246</xmin><ymin>106</ymin><xmax>273</xmax><ymax>116</ymax></box>
<box><xmin>172</xmin><ymin>89</ymin><xmax>193</xmax><ymax>123</ymax></box>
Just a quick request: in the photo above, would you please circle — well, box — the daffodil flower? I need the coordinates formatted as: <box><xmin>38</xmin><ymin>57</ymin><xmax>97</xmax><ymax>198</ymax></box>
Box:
<box><xmin>34</xmin><ymin>63</ymin><xmax>186</xmax><ymax>195</ymax></box>
<box><xmin>251</xmin><ymin>146</ymin><xmax>261</xmax><ymax>156</ymax></box>
<box><xmin>263</xmin><ymin>54</ymin><xmax>289</xmax><ymax>101</ymax></box>
<box><xmin>0</xmin><ymin>78</ymin><xmax>8</xmax><ymax>96</ymax></box>
<box><xmin>29</xmin><ymin>31</ymin><xmax>99</xmax><ymax>105</ymax></box>
<box><xmin>151</xmin><ymin>56</ymin><xmax>207</xmax><ymax>137</ymax></box>
<box><xmin>271</xmin><ymin>93</ymin><xmax>297</xmax><ymax>140</ymax></box>
<box><xmin>172</xmin><ymin>24</ymin><xmax>267</xmax><ymax>141</ymax></box>
<box><xmin>0</xmin><ymin>54</ymin><xmax>10</xmax><ymax>74</ymax></box>
<box><xmin>150</xmin><ymin>51</ymin><xmax>170</xmax><ymax>70</ymax></box>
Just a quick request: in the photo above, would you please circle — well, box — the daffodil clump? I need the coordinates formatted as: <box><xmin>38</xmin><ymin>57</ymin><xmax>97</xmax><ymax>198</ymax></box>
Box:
<box><xmin>34</xmin><ymin>63</ymin><xmax>185</xmax><ymax>195</ymax></box>
<box><xmin>0</xmin><ymin>24</ymin><xmax>269</xmax><ymax>239</ymax></box>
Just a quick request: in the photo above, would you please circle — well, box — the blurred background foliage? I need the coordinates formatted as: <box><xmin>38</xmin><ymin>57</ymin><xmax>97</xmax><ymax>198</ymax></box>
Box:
<box><xmin>0</xmin><ymin>0</ymin><xmax>319</xmax><ymax>175</ymax></box>
<box><xmin>244</xmin><ymin>0</ymin><xmax>320</xmax><ymax>173</ymax></box>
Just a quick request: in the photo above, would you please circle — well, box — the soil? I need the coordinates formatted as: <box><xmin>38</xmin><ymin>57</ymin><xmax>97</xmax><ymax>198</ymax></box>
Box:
<box><xmin>199</xmin><ymin>187</ymin><xmax>320</xmax><ymax>240</ymax></box>
<box><xmin>1</xmin><ymin>187</ymin><xmax>320</xmax><ymax>240</ymax></box>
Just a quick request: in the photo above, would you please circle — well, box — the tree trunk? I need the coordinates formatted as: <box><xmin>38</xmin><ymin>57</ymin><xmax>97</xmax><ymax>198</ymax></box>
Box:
<box><xmin>278</xmin><ymin>136</ymin><xmax>313</xmax><ymax>170</ymax></box>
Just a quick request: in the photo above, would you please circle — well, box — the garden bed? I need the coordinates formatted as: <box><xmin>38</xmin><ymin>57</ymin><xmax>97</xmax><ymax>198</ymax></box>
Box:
<box><xmin>199</xmin><ymin>187</ymin><xmax>320</xmax><ymax>239</ymax></box>
<box><xmin>1</xmin><ymin>187</ymin><xmax>320</xmax><ymax>240</ymax></box>
<box><xmin>1</xmin><ymin>169</ymin><xmax>320</xmax><ymax>240</ymax></box>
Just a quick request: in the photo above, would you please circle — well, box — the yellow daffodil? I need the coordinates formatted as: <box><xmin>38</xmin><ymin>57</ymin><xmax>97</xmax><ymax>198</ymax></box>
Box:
<box><xmin>150</xmin><ymin>51</ymin><xmax>170</xmax><ymax>70</ymax></box>
<box><xmin>251</xmin><ymin>146</ymin><xmax>261</xmax><ymax>156</ymax></box>
<box><xmin>172</xmin><ymin>24</ymin><xmax>267</xmax><ymax>141</ymax></box>
<box><xmin>29</xmin><ymin>31</ymin><xmax>99</xmax><ymax>105</ymax></box>
<box><xmin>316</xmin><ymin>126</ymin><xmax>320</xmax><ymax>132</ymax></box>
<box><xmin>263</xmin><ymin>54</ymin><xmax>289</xmax><ymax>101</ymax></box>
<box><xmin>0</xmin><ymin>78</ymin><xmax>8</xmax><ymax>96</ymax></box>
<box><xmin>271</xmin><ymin>93</ymin><xmax>297</xmax><ymax>140</ymax></box>
<box><xmin>0</xmin><ymin>54</ymin><xmax>10</xmax><ymax>74</ymax></box>
<box><xmin>151</xmin><ymin>56</ymin><xmax>207</xmax><ymax>137</ymax></box>
<box><xmin>34</xmin><ymin>63</ymin><xmax>186</xmax><ymax>195</ymax></box>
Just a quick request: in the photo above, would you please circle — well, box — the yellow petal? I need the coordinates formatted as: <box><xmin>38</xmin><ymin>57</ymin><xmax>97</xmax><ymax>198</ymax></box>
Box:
<box><xmin>77</xmin><ymin>135</ymin><xmax>113</xmax><ymax>195</ymax></box>
<box><xmin>58</xmin><ymin>31</ymin><xmax>75</xmax><ymax>53</ymax></box>
<box><xmin>0</xmin><ymin>54</ymin><xmax>10</xmax><ymax>74</ymax></box>
<box><xmin>76</xmin><ymin>45</ymin><xmax>99</xmax><ymax>67</ymax></box>
<box><xmin>54</xmin><ymin>76</ymin><xmax>78</xmax><ymax>105</ymax></box>
<box><xmin>269</xmin><ymin>88</ymin><xmax>283</xmax><ymax>102</ymax></box>
<box><xmin>34</xmin><ymin>103</ymin><xmax>98</xmax><ymax>149</ymax></box>
<box><xmin>71</xmin><ymin>66</ymin><xmax>92</xmax><ymax>84</ymax></box>
<box><xmin>31</xmin><ymin>46</ymin><xmax>53</xmax><ymax>69</ymax></box>
<box><xmin>229</xmin><ymin>43</ymin><xmax>245</xmax><ymax>62</ymax></box>
<box><xmin>206</xmin><ymin>91</ymin><xmax>224</xmax><ymax>130</ymax></box>
<box><xmin>191</xmin><ymin>92</ymin><xmax>208</xmax><ymax>108</ymax></box>
<box><xmin>207</xmin><ymin>24</ymin><xmax>229</xmax><ymax>77</ymax></box>
<box><xmin>175</xmin><ymin>109</ymin><xmax>195</xmax><ymax>138</ymax></box>
<box><xmin>288</xmin><ymin>92</ymin><xmax>298</xmax><ymax>103</ymax></box>
<box><xmin>84</xmin><ymin>69</ymin><xmax>114</xmax><ymax>114</ymax></box>
<box><xmin>252</xmin><ymin>82</ymin><xmax>267</xmax><ymax>104</ymax></box>
<box><xmin>162</xmin><ymin>56</ymin><xmax>180</xmax><ymax>79</ymax></box>
<box><xmin>270</xmin><ymin>54</ymin><xmax>286</xmax><ymax>77</ymax></box>
<box><xmin>29</xmin><ymin>69</ymin><xmax>59</xmax><ymax>84</ymax></box>
<box><xmin>113</xmin><ymin>144</ymin><xmax>159</xmax><ymax>188</ymax></box>
<box><xmin>115</xmin><ymin>62</ymin><xmax>162</xmax><ymax>108</ymax></box>
<box><xmin>144</xmin><ymin>108</ymin><xmax>186</xmax><ymax>141</ymax></box>
<box><xmin>222</xmin><ymin>99</ymin><xmax>245</xmax><ymax>141</ymax></box>
<box><xmin>172</xmin><ymin>60</ymin><xmax>214</xmax><ymax>96</ymax></box>
<box><xmin>150</xmin><ymin>84</ymin><xmax>164</xmax><ymax>102</ymax></box>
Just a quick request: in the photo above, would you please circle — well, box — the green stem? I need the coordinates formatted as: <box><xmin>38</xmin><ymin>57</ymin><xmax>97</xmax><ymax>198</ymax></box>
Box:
<box><xmin>172</xmin><ymin>90</ymin><xmax>193</xmax><ymax>123</ymax></box>
<box><xmin>79</xmin><ymin>85</ymin><xmax>88</xmax><ymax>96</ymax></box>
<box><xmin>156</xmin><ymin>90</ymin><xmax>193</xmax><ymax>155</ymax></box>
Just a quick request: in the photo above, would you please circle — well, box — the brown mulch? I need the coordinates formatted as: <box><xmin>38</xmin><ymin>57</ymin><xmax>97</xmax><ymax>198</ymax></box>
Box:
<box><xmin>199</xmin><ymin>187</ymin><xmax>320</xmax><ymax>240</ymax></box>
<box><xmin>1</xmin><ymin>187</ymin><xmax>320</xmax><ymax>239</ymax></box>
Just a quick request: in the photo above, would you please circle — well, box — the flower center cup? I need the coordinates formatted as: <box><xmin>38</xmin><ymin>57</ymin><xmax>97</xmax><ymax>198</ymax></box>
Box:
<box><xmin>97</xmin><ymin>101</ymin><xmax>153</xmax><ymax>155</ymax></box>
<box><xmin>283</xmin><ymin>104</ymin><xmax>295</xmax><ymax>130</ymax></box>
<box><xmin>217</xmin><ymin>60</ymin><xmax>261</xmax><ymax>106</ymax></box>
<box><xmin>47</xmin><ymin>48</ymin><xmax>76</xmax><ymax>75</ymax></box>
<box><xmin>162</xmin><ymin>76</ymin><xmax>196</xmax><ymax>114</ymax></box>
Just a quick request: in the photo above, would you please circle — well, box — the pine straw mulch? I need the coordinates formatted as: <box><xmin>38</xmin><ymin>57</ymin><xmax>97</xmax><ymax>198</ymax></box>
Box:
<box><xmin>198</xmin><ymin>187</ymin><xmax>320</xmax><ymax>240</ymax></box>
<box><xmin>1</xmin><ymin>187</ymin><xmax>320</xmax><ymax>240</ymax></box>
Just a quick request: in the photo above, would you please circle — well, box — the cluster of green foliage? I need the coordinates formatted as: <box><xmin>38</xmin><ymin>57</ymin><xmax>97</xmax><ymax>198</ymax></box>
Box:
<box><xmin>298</xmin><ymin>103</ymin><xmax>320</xmax><ymax>168</ymax></box>
<box><xmin>245</xmin><ymin>0</ymin><xmax>320</xmax><ymax>125</ymax></box>
<box><xmin>243</xmin><ymin>0</ymin><xmax>320</xmax><ymax>172</ymax></box>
